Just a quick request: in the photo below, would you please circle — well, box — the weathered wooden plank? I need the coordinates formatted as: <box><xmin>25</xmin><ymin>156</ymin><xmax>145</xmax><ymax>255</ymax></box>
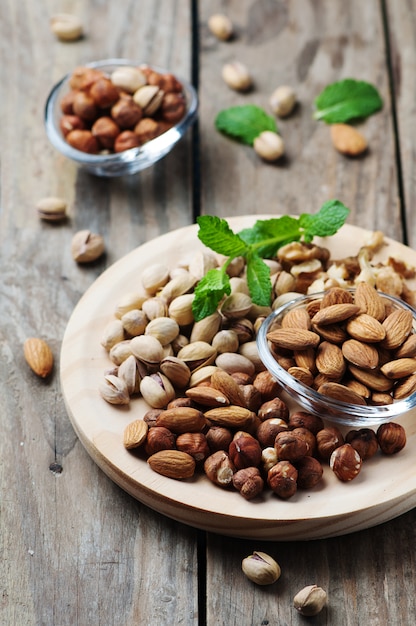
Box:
<box><xmin>198</xmin><ymin>0</ymin><xmax>401</xmax><ymax>239</ymax></box>
<box><xmin>384</xmin><ymin>0</ymin><xmax>416</xmax><ymax>249</ymax></box>
<box><xmin>0</xmin><ymin>1</ymin><xmax>198</xmax><ymax>625</ymax></box>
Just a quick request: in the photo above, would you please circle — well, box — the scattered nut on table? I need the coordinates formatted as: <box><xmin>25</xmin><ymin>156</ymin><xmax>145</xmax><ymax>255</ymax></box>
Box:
<box><xmin>71</xmin><ymin>230</ymin><xmax>105</xmax><ymax>263</ymax></box>
<box><xmin>242</xmin><ymin>551</ymin><xmax>281</xmax><ymax>585</ymax></box>
<box><xmin>269</xmin><ymin>85</ymin><xmax>297</xmax><ymax>117</ymax></box>
<box><xmin>50</xmin><ymin>14</ymin><xmax>83</xmax><ymax>41</ymax></box>
<box><xmin>293</xmin><ymin>584</ymin><xmax>327</xmax><ymax>616</ymax></box>
<box><xmin>222</xmin><ymin>61</ymin><xmax>252</xmax><ymax>91</ymax></box>
<box><xmin>208</xmin><ymin>14</ymin><xmax>234</xmax><ymax>40</ymax></box>
<box><xmin>253</xmin><ymin>131</ymin><xmax>285</xmax><ymax>161</ymax></box>
<box><xmin>23</xmin><ymin>338</ymin><xmax>54</xmax><ymax>378</ymax></box>
<box><xmin>330</xmin><ymin>123</ymin><xmax>368</xmax><ymax>156</ymax></box>
<box><xmin>36</xmin><ymin>196</ymin><xmax>67</xmax><ymax>221</ymax></box>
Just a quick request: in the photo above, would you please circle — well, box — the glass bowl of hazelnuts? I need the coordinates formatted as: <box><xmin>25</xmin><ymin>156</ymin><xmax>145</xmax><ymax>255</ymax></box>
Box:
<box><xmin>44</xmin><ymin>59</ymin><xmax>198</xmax><ymax>177</ymax></box>
<box><xmin>256</xmin><ymin>285</ymin><xmax>416</xmax><ymax>427</ymax></box>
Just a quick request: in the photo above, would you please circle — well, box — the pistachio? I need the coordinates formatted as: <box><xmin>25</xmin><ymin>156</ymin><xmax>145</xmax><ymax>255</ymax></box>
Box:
<box><xmin>141</xmin><ymin>263</ymin><xmax>170</xmax><ymax>294</ymax></box>
<box><xmin>215</xmin><ymin>352</ymin><xmax>256</xmax><ymax>377</ymax></box>
<box><xmin>293</xmin><ymin>585</ymin><xmax>327</xmax><ymax>616</ymax></box>
<box><xmin>160</xmin><ymin>356</ymin><xmax>191</xmax><ymax>388</ymax></box>
<box><xmin>212</xmin><ymin>330</ymin><xmax>240</xmax><ymax>354</ymax></box>
<box><xmin>188</xmin><ymin>365</ymin><xmax>220</xmax><ymax>387</ymax></box>
<box><xmin>140</xmin><ymin>372</ymin><xmax>176</xmax><ymax>408</ymax></box>
<box><xmin>36</xmin><ymin>196</ymin><xmax>67</xmax><ymax>221</ymax></box>
<box><xmin>50</xmin><ymin>13</ymin><xmax>83</xmax><ymax>41</ymax></box>
<box><xmin>118</xmin><ymin>354</ymin><xmax>142</xmax><ymax>394</ymax></box>
<box><xmin>253</xmin><ymin>131</ymin><xmax>285</xmax><ymax>162</ymax></box>
<box><xmin>130</xmin><ymin>335</ymin><xmax>164</xmax><ymax>371</ymax></box>
<box><xmin>168</xmin><ymin>294</ymin><xmax>195</xmax><ymax>326</ymax></box>
<box><xmin>241</xmin><ymin>552</ymin><xmax>281</xmax><ymax>585</ymax></box>
<box><xmin>114</xmin><ymin>291</ymin><xmax>148</xmax><ymax>318</ymax></box>
<box><xmin>177</xmin><ymin>341</ymin><xmax>217</xmax><ymax>371</ymax></box>
<box><xmin>189</xmin><ymin>311</ymin><xmax>222</xmax><ymax>343</ymax></box>
<box><xmin>188</xmin><ymin>250</ymin><xmax>218</xmax><ymax>280</ymax></box>
<box><xmin>220</xmin><ymin>293</ymin><xmax>252</xmax><ymax>320</ymax></box>
<box><xmin>121</xmin><ymin>309</ymin><xmax>148</xmax><ymax>336</ymax></box>
<box><xmin>99</xmin><ymin>374</ymin><xmax>130</xmax><ymax>405</ymax></box>
<box><xmin>109</xmin><ymin>340</ymin><xmax>133</xmax><ymax>365</ymax></box>
<box><xmin>145</xmin><ymin>317</ymin><xmax>180</xmax><ymax>345</ymax></box>
<box><xmin>110</xmin><ymin>66</ymin><xmax>146</xmax><ymax>94</ymax></box>
<box><xmin>208</xmin><ymin>13</ymin><xmax>234</xmax><ymax>40</ymax></box>
<box><xmin>133</xmin><ymin>85</ymin><xmax>164</xmax><ymax>116</ymax></box>
<box><xmin>222</xmin><ymin>61</ymin><xmax>252</xmax><ymax>91</ymax></box>
<box><xmin>101</xmin><ymin>319</ymin><xmax>125</xmax><ymax>351</ymax></box>
<box><xmin>71</xmin><ymin>230</ymin><xmax>105</xmax><ymax>263</ymax></box>
<box><xmin>142</xmin><ymin>297</ymin><xmax>168</xmax><ymax>320</ymax></box>
<box><xmin>269</xmin><ymin>85</ymin><xmax>297</xmax><ymax>117</ymax></box>
<box><xmin>158</xmin><ymin>273</ymin><xmax>197</xmax><ymax>303</ymax></box>
<box><xmin>238</xmin><ymin>341</ymin><xmax>264</xmax><ymax>371</ymax></box>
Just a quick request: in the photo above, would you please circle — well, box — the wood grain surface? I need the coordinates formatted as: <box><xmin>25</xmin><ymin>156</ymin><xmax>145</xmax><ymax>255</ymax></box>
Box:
<box><xmin>1</xmin><ymin>0</ymin><xmax>416</xmax><ymax>625</ymax></box>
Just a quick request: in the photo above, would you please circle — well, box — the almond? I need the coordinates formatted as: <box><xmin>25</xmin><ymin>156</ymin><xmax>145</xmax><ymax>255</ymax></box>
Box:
<box><xmin>123</xmin><ymin>419</ymin><xmax>148</xmax><ymax>449</ymax></box>
<box><xmin>185</xmin><ymin>386</ymin><xmax>230</xmax><ymax>407</ymax></box>
<box><xmin>395</xmin><ymin>334</ymin><xmax>416</xmax><ymax>358</ymax></box>
<box><xmin>341</xmin><ymin>339</ymin><xmax>379</xmax><ymax>369</ymax></box>
<box><xmin>381</xmin><ymin>309</ymin><xmax>413</xmax><ymax>350</ymax></box>
<box><xmin>321</xmin><ymin>287</ymin><xmax>354</xmax><ymax>307</ymax></box>
<box><xmin>348</xmin><ymin>364</ymin><xmax>394</xmax><ymax>392</ymax></box>
<box><xmin>287</xmin><ymin>366</ymin><xmax>314</xmax><ymax>387</ymax></box>
<box><xmin>354</xmin><ymin>282</ymin><xmax>386</xmax><ymax>321</ymax></box>
<box><xmin>155</xmin><ymin>407</ymin><xmax>207</xmax><ymax>433</ymax></box>
<box><xmin>210</xmin><ymin>369</ymin><xmax>246</xmax><ymax>407</ymax></box>
<box><xmin>312</xmin><ymin>303</ymin><xmax>360</xmax><ymax>326</ymax></box>
<box><xmin>294</xmin><ymin>348</ymin><xmax>317</xmax><ymax>373</ymax></box>
<box><xmin>312</xmin><ymin>322</ymin><xmax>348</xmax><ymax>344</ymax></box>
<box><xmin>317</xmin><ymin>382</ymin><xmax>367</xmax><ymax>405</ymax></box>
<box><xmin>281</xmin><ymin>307</ymin><xmax>311</xmax><ymax>330</ymax></box>
<box><xmin>380</xmin><ymin>357</ymin><xmax>416</xmax><ymax>379</ymax></box>
<box><xmin>346</xmin><ymin>314</ymin><xmax>386</xmax><ymax>343</ymax></box>
<box><xmin>147</xmin><ymin>450</ymin><xmax>196</xmax><ymax>479</ymax></box>
<box><xmin>23</xmin><ymin>337</ymin><xmax>54</xmax><ymax>378</ymax></box>
<box><xmin>315</xmin><ymin>341</ymin><xmax>346</xmax><ymax>378</ymax></box>
<box><xmin>330</xmin><ymin>123</ymin><xmax>368</xmax><ymax>156</ymax></box>
<box><xmin>344</xmin><ymin>378</ymin><xmax>371</xmax><ymax>399</ymax></box>
<box><xmin>204</xmin><ymin>406</ymin><xmax>258</xmax><ymax>430</ymax></box>
<box><xmin>266</xmin><ymin>328</ymin><xmax>321</xmax><ymax>350</ymax></box>
<box><xmin>393</xmin><ymin>373</ymin><xmax>416</xmax><ymax>399</ymax></box>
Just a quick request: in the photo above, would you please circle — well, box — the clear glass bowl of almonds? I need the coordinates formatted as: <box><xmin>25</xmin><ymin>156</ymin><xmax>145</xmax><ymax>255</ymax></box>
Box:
<box><xmin>256</xmin><ymin>286</ymin><xmax>416</xmax><ymax>427</ymax></box>
<box><xmin>44</xmin><ymin>58</ymin><xmax>198</xmax><ymax>177</ymax></box>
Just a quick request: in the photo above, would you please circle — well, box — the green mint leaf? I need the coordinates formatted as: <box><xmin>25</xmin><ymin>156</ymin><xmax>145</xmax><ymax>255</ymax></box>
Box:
<box><xmin>215</xmin><ymin>105</ymin><xmax>277</xmax><ymax>145</ymax></box>
<box><xmin>239</xmin><ymin>215</ymin><xmax>302</xmax><ymax>257</ymax></box>
<box><xmin>246</xmin><ymin>250</ymin><xmax>272</xmax><ymax>306</ymax></box>
<box><xmin>192</xmin><ymin>268</ymin><xmax>231</xmax><ymax>322</ymax></box>
<box><xmin>197</xmin><ymin>215</ymin><xmax>248</xmax><ymax>257</ymax></box>
<box><xmin>314</xmin><ymin>79</ymin><xmax>383</xmax><ymax>124</ymax></box>
<box><xmin>299</xmin><ymin>200</ymin><xmax>350</xmax><ymax>242</ymax></box>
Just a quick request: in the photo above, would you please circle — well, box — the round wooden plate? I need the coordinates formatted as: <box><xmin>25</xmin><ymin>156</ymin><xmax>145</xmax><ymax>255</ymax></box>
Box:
<box><xmin>60</xmin><ymin>216</ymin><xmax>416</xmax><ymax>540</ymax></box>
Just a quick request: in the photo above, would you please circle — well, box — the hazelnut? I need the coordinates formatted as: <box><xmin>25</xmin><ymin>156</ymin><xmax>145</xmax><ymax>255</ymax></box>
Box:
<box><xmin>111</xmin><ymin>95</ymin><xmax>143</xmax><ymax>129</ymax></box>
<box><xmin>291</xmin><ymin>427</ymin><xmax>317</xmax><ymax>456</ymax></box>
<box><xmin>206</xmin><ymin>426</ymin><xmax>233</xmax><ymax>453</ymax></box>
<box><xmin>267</xmin><ymin>460</ymin><xmax>298</xmax><ymax>498</ymax></box>
<box><xmin>110</xmin><ymin>66</ymin><xmax>147</xmax><ymax>94</ymax></box>
<box><xmin>143</xmin><ymin>408</ymin><xmax>163</xmax><ymax>428</ymax></box>
<box><xmin>134</xmin><ymin>118</ymin><xmax>161</xmax><ymax>144</ymax></box>
<box><xmin>269</xmin><ymin>85</ymin><xmax>297</xmax><ymax>118</ymax></box>
<box><xmin>256</xmin><ymin>418</ymin><xmax>288</xmax><ymax>448</ymax></box>
<box><xmin>60</xmin><ymin>90</ymin><xmax>79</xmax><ymax>114</ymax></box>
<box><xmin>69</xmin><ymin>67</ymin><xmax>104</xmax><ymax>91</ymax></box>
<box><xmin>293</xmin><ymin>585</ymin><xmax>327</xmax><ymax>616</ymax></box>
<box><xmin>288</xmin><ymin>411</ymin><xmax>324</xmax><ymax>435</ymax></box>
<box><xmin>232</xmin><ymin>467</ymin><xmax>264</xmax><ymax>500</ymax></box>
<box><xmin>330</xmin><ymin>443</ymin><xmax>362</xmax><ymax>481</ymax></box>
<box><xmin>231</xmin><ymin>372</ymin><xmax>253</xmax><ymax>386</ymax></box>
<box><xmin>72</xmin><ymin>91</ymin><xmax>98</xmax><ymax>121</ymax></box>
<box><xmin>222</xmin><ymin>61</ymin><xmax>252</xmax><ymax>91</ymax></box>
<box><xmin>316</xmin><ymin>426</ymin><xmax>344</xmax><ymax>460</ymax></box>
<box><xmin>144</xmin><ymin>426</ymin><xmax>176</xmax><ymax>456</ymax></box>
<box><xmin>59</xmin><ymin>114</ymin><xmax>86</xmax><ymax>137</ymax></box>
<box><xmin>208</xmin><ymin>13</ymin><xmax>234</xmax><ymax>41</ymax></box>
<box><xmin>66</xmin><ymin>129</ymin><xmax>99</xmax><ymax>154</ymax></box>
<box><xmin>176</xmin><ymin>432</ymin><xmax>210</xmax><ymax>462</ymax></box>
<box><xmin>240</xmin><ymin>384</ymin><xmax>262</xmax><ymax>412</ymax></box>
<box><xmin>274</xmin><ymin>431</ymin><xmax>309</xmax><ymax>462</ymax></box>
<box><xmin>253</xmin><ymin>131</ymin><xmax>285</xmax><ymax>162</ymax></box>
<box><xmin>252</xmin><ymin>370</ymin><xmax>281</xmax><ymax>401</ymax></box>
<box><xmin>229</xmin><ymin>431</ymin><xmax>262</xmax><ymax>470</ymax></box>
<box><xmin>204</xmin><ymin>450</ymin><xmax>235</xmax><ymax>487</ymax></box>
<box><xmin>377</xmin><ymin>422</ymin><xmax>406</xmax><ymax>454</ymax></box>
<box><xmin>261</xmin><ymin>447</ymin><xmax>278</xmax><ymax>473</ymax></box>
<box><xmin>114</xmin><ymin>130</ymin><xmax>141</xmax><ymax>153</ymax></box>
<box><xmin>345</xmin><ymin>428</ymin><xmax>379</xmax><ymax>460</ymax></box>
<box><xmin>167</xmin><ymin>397</ymin><xmax>195</xmax><ymax>409</ymax></box>
<box><xmin>242</xmin><ymin>552</ymin><xmax>281</xmax><ymax>585</ymax></box>
<box><xmin>160</xmin><ymin>92</ymin><xmax>187</xmax><ymax>124</ymax></box>
<box><xmin>295</xmin><ymin>456</ymin><xmax>323</xmax><ymax>489</ymax></box>
<box><xmin>90</xmin><ymin>77</ymin><xmax>120</xmax><ymax>108</ymax></box>
<box><xmin>91</xmin><ymin>116</ymin><xmax>120</xmax><ymax>150</ymax></box>
<box><xmin>258</xmin><ymin>398</ymin><xmax>289</xmax><ymax>422</ymax></box>
<box><xmin>146</xmin><ymin>70</ymin><xmax>183</xmax><ymax>93</ymax></box>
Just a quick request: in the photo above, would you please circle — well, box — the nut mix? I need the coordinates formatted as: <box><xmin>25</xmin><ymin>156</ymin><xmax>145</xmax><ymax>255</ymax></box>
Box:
<box><xmin>58</xmin><ymin>64</ymin><xmax>187</xmax><ymax>154</ymax></box>
<box><xmin>98</xmin><ymin>235</ymin><xmax>415</xmax><ymax>499</ymax></box>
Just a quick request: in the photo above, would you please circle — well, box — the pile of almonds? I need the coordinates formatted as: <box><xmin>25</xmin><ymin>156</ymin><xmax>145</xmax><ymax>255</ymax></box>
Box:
<box><xmin>59</xmin><ymin>64</ymin><xmax>187</xmax><ymax>154</ymax></box>
<box><xmin>97</xmin><ymin>239</ymin><xmax>413</xmax><ymax>500</ymax></box>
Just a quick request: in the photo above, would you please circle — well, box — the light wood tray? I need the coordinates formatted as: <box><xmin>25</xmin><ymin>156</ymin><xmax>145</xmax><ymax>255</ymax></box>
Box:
<box><xmin>60</xmin><ymin>216</ymin><xmax>416</xmax><ymax>540</ymax></box>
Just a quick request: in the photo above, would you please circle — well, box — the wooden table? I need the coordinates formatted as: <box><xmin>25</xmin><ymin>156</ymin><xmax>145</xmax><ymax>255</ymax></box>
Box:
<box><xmin>2</xmin><ymin>1</ymin><xmax>416</xmax><ymax>624</ymax></box>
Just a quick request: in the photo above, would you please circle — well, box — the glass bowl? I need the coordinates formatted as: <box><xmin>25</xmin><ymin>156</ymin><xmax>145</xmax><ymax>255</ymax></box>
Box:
<box><xmin>44</xmin><ymin>58</ymin><xmax>198</xmax><ymax>177</ymax></box>
<box><xmin>256</xmin><ymin>290</ymin><xmax>416</xmax><ymax>427</ymax></box>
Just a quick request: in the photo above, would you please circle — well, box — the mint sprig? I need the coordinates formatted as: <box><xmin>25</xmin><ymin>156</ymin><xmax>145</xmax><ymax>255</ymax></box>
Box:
<box><xmin>314</xmin><ymin>78</ymin><xmax>383</xmax><ymax>124</ymax></box>
<box><xmin>215</xmin><ymin>105</ymin><xmax>277</xmax><ymax>145</ymax></box>
<box><xmin>192</xmin><ymin>200</ymin><xmax>350</xmax><ymax>321</ymax></box>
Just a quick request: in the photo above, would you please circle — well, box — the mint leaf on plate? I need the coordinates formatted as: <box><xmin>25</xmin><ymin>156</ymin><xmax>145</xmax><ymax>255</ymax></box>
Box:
<box><xmin>192</xmin><ymin>268</ymin><xmax>231</xmax><ymax>322</ymax></box>
<box><xmin>197</xmin><ymin>215</ymin><xmax>248</xmax><ymax>257</ymax></box>
<box><xmin>215</xmin><ymin>105</ymin><xmax>277</xmax><ymax>145</ymax></box>
<box><xmin>299</xmin><ymin>200</ymin><xmax>350</xmax><ymax>242</ymax></box>
<box><xmin>314</xmin><ymin>79</ymin><xmax>383</xmax><ymax>124</ymax></box>
<box><xmin>246</xmin><ymin>250</ymin><xmax>272</xmax><ymax>306</ymax></box>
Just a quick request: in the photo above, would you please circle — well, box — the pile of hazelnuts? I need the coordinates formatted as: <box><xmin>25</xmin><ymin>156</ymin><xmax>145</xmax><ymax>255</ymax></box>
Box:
<box><xmin>58</xmin><ymin>64</ymin><xmax>187</xmax><ymax>154</ymax></box>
